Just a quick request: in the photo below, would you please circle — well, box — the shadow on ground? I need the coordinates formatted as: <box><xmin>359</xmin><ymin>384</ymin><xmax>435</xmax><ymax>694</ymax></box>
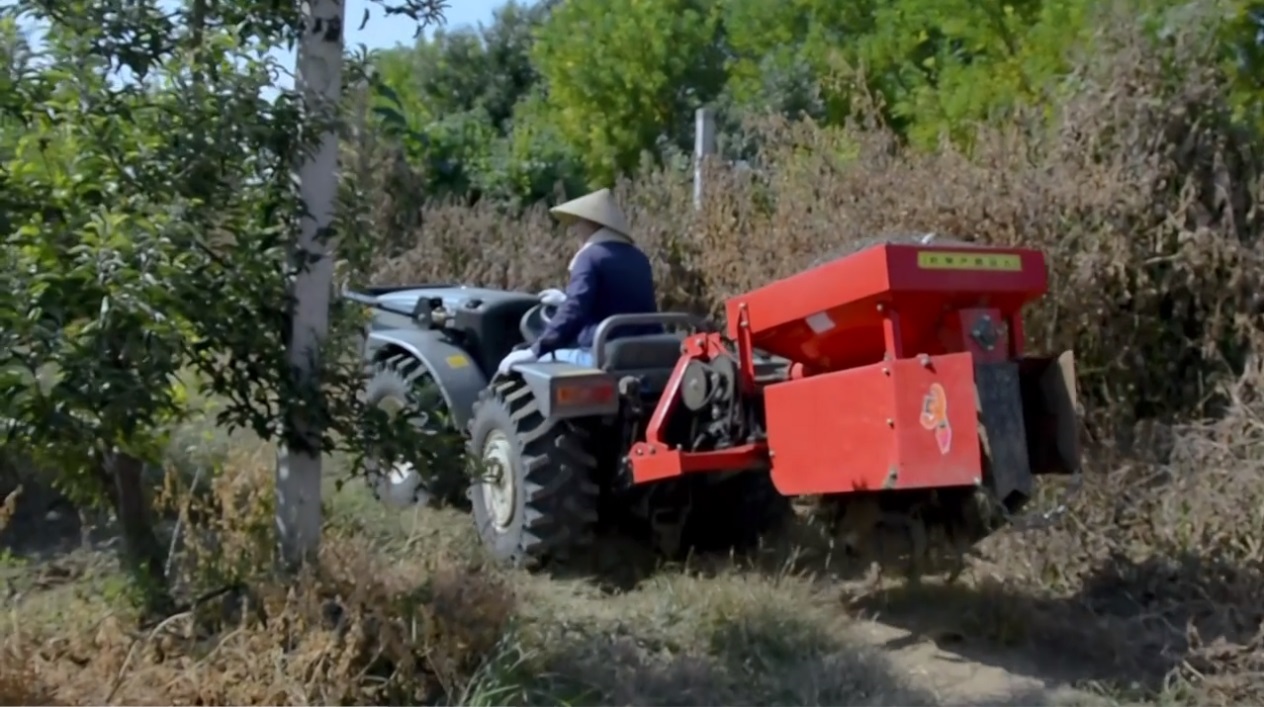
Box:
<box><xmin>1</xmin><ymin>452</ymin><xmax>83</xmax><ymax>558</ymax></box>
<box><xmin>844</xmin><ymin>549</ymin><xmax>1264</xmax><ymax>700</ymax></box>
<box><xmin>551</xmin><ymin>506</ymin><xmax>1264</xmax><ymax>702</ymax></box>
<box><xmin>563</xmin><ymin>505</ymin><xmax>965</xmax><ymax>594</ymax></box>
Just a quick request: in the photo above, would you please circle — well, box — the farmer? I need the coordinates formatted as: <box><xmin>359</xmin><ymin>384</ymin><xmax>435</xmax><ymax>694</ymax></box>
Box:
<box><xmin>496</xmin><ymin>188</ymin><xmax>660</xmax><ymax>374</ymax></box>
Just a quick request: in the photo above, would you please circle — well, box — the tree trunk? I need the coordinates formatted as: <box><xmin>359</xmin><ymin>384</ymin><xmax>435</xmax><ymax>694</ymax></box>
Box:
<box><xmin>104</xmin><ymin>450</ymin><xmax>174</xmax><ymax>615</ymax></box>
<box><xmin>278</xmin><ymin>0</ymin><xmax>346</xmax><ymax>571</ymax></box>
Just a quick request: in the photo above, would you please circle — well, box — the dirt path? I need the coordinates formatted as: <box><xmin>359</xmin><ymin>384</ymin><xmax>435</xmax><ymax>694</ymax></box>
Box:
<box><xmin>336</xmin><ymin>496</ymin><xmax>1112</xmax><ymax>706</ymax></box>
<box><xmin>849</xmin><ymin>618</ymin><xmax>1093</xmax><ymax>705</ymax></box>
<box><xmin>4</xmin><ymin>486</ymin><xmax>1113</xmax><ymax>706</ymax></box>
<box><xmin>506</xmin><ymin>557</ymin><xmax>1103</xmax><ymax>706</ymax></box>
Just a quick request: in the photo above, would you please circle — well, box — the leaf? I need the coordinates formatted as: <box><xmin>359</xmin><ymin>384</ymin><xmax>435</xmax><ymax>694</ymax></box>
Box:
<box><xmin>372</xmin><ymin>105</ymin><xmax>409</xmax><ymax>133</ymax></box>
<box><xmin>373</xmin><ymin>81</ymin><xmax>403</xmax><ymax>109</ymax></box>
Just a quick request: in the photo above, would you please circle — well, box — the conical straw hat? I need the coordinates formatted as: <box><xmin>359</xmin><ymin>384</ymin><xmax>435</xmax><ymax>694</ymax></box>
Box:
<box><xmin>549</xmin><ymin>188</ymin><xmax>632</xmax><ymax>238</ymax></box>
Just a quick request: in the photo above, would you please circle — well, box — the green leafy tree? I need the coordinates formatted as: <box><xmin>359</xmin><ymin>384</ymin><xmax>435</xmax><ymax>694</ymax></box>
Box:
<box><xmin>2</xmin><ymin>1</ymin><xmax>277</xmax><ymax>607</ymax></box>
<box><xmin>718</xmin><ymin>0</ymin><xmax>1053</xmax><ymax>143</ymax></box>
<box><xmin>1</xmin><ymin>0</ymin><xmax>444</xmax><ymax>610</ymax></box>
<box><xmin>486</xmin><ymin>88</ymin><xmax>588</xmax><ymax>202</ymax></box>
<box><xmin>894</xmin><ymin>0</ymin><xmax>1264</xmax><ymax>147</ymax></box>
<box><xmin>531</xmin><ymin>0</ymin><xmax>727</xmax><ymax>184</ymax></box>
<box><xmin>718</xmin><ymin>0</ymin><xmax>875</xmax><ymax>125</ymax></box>
<box><xmin>732</xmin><ymin>0</ymin><xmax>1263</xmax><ymax>150</ymax></box>
<box><xmin>370</xmin><ymin>0</ymin><xmax>568</xmax><ymax>201</ymax></box>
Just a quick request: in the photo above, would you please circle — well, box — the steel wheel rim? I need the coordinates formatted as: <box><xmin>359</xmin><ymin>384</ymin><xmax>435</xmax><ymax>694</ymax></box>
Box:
<box><xmin>481</xmin><ymin>430</ymin><xmax>516</xmax><ymax>531</ymax></box>
<box><xmin>372</xmin><ymin>394</ymin><xmax>423</xmax><ymax>497</ymax></box>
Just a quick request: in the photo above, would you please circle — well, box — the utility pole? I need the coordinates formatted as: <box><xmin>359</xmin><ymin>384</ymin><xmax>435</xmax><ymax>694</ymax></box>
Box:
<box><xmin>693</xmin><ymin>107</ymin><xmax>716</xmax><ymax>211</ymax></box>
<box><xmin>278</xmin><ymin>0</ymin><xmax>345</xmax><ymax>569</ymax></box>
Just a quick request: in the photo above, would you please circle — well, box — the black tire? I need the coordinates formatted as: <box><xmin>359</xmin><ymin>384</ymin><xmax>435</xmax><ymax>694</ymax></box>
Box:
<box><xmin>363</xmin><ymin>354</ymin><xmax>470</xmax><ymax>510</ymax></box>
<box><xmin>466</xmin><ymin>378</ymin><xmax>600</xmax><ymax>569</ymax></box>
<box><xmin>681</xmin><ymin>470</ymin><xmax>792</xmax><ymax>554</ymax></box>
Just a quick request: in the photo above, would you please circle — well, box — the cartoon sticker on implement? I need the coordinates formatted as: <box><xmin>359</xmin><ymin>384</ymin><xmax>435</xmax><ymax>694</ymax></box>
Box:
<box><xmin>919</xmin><ymin>383</ymin><xmax>952</xmax><ymax>455</ymax></box>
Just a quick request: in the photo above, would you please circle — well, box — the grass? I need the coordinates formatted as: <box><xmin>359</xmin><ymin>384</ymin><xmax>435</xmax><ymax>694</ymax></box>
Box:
<box><xmin>1</xmin><ymin>418</ymin><xmax>1106</xmax><ymax>706</ymax></box>
<box><xmin>324</xmin><ymin>459</ymin><xmax>942</xmax><ymax>705</ymax></box>
<box><xmin>0</xmin><ymin>418</ymin><xmax>1222</xmax><ymax>707</ymax></box>
<box><xmin>6</xmin><ymin>376</ymin><xmax>1264</xmax><ymax>706</ymax></box>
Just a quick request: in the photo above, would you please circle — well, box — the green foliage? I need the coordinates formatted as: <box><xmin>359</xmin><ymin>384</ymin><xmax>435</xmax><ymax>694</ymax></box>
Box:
<box><xmin>374</xmin><ymin>0</ymin><xmax>544</xmax><ymax>130</ymax></box>
<box><xmin>493</xmin><ymin>89</ymin><xmax>588</xmax><ymax>201</ymax></box>
<box><xmin>531</xmin><ymin>0</ymin><xmax>727</xmax><ymax>185</ymax></box>
<box><xmin>1</xmin><ymin>0</ymin><xmax>258</xmax><ymax>505</ymax></box>
<box><xmin>368</xmin><ymin>0</ymin><xmax>581</xmax><ymax>202</ymax></box>
<box><xmin>362</xmin><ymin>0</ymin><xmax>1264</xmax><ymax>198</ymax></box>
<box><xmin>1202</xmin><ymin>0</ymin><xmax>1264</xmax><ymax>130</ymax></box>
<box><xmin>718</xmin><ymin>0</ymin><xmax>873</xmax><ymax>123</ymax></box>
<box><xmin>1</xmin><ymin>0</ymin><xmax>447</xmax><ymax>598</ymax></box>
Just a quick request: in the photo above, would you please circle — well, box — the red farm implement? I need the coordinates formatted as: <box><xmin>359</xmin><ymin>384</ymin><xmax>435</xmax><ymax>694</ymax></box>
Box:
<box><xmin>357</xmin><ymin>238</ymin><xmax>1082</xmax><ymax>572</ymax></box>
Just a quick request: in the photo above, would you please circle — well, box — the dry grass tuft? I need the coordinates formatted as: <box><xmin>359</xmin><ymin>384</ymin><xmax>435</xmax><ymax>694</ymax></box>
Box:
<box><xmin>2</xmin><ymin>444</ymin><xmax>517</xmax><ymax>706</ymax></box>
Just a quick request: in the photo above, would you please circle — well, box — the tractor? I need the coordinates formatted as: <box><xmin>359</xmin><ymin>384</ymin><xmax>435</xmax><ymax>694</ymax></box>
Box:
<box><xmin>352</xmin><ymin>237</ymin><xmax>1082</xmax><ymax>572</ymax></box>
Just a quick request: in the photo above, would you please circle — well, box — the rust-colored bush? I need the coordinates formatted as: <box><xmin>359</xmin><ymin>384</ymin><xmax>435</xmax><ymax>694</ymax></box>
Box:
<box><xmin>365</xmin><ymin>11</ymin><xmax>1264</xmax><ymax>702</ymax></box>
<box><xmin>5</xmin><ymin>445</ymin><xmax>516</xmax><ymax>706</ymax></box>
<box><xmin>371</xmin><ymin>11</ymin><xmax>1263</xmax><ymax>436</ymax></box>
<box><xmin>0</xmin><ymin>639</ymin><xmax>62</xmax><ymax>706</ymax></box>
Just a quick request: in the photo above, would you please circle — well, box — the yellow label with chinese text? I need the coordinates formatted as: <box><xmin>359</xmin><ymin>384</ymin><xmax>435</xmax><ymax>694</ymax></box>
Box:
<box><xmin>917</xmin><ymin>251</ymin><xmax>1022</xmax><ymax>271</ymax></box>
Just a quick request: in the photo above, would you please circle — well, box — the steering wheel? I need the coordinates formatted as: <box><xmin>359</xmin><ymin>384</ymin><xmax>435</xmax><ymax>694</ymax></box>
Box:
<box><xmin>518</xmin><ymin>302</ymin><xmax>559</xmax><ymax>346</ymax></box>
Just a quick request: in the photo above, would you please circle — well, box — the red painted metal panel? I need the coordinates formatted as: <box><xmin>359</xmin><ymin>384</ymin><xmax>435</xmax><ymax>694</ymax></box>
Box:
<box><xmin>763</xmin><ymin>353</ymin><xmax>981</xmax><ymax>495</ymax></box>
<box><xmin>724</xmin><ymin>243</ymin><xmax>1048</xmax><ymax>370</ymax></box>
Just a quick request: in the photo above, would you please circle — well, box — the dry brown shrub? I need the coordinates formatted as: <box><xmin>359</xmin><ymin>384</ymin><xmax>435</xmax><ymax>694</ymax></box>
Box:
<box><xmin>366</xmin><ymin>6</ymin><xmax>1264</xmax><ymax>702</ymax></box>
<box><xmin>0</xmin><ymin>490</ymin><xmax>62</xmax><ymax>706</ymax></box>
<box><xmin>0</xmin><ymin>641</ymin><xmax>62</xmax><ymax>706</ymax></box>
<box><xmin>0</xmin><ymin>486</ymin><xmax>16</xmax><ymax>535</ymax></box>
<box><xmin>371</xmin><ymin>7</ymin><xmax>1262</xmax><ymax>436</ymax></box>
<box><xmin>5</xmin><ymin>446</ymin><xmax>515</xmax><ymax>706</ymax></box>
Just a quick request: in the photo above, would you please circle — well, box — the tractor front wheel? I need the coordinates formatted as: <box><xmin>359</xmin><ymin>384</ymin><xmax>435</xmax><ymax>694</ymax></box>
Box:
<box><xmin>466</xmin><ymin>379</ymin><xmax>600</xmax><ymax>569</ymax></box>
<box><xmin>363</xmin><ymin>354</ymin><xmax>469</xmax><ymax>510</ymax></box>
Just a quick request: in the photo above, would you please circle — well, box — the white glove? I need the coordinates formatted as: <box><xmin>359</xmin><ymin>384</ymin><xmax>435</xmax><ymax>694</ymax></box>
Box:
<box><xmin>497</xmin><ymin>348</ymin><xmax>537</xmax><ymax>376</ymax></box>
<box><xmin>538</xmin><ymin>288</ymin><xmax>567</xmax><ymax>306</ymax></box>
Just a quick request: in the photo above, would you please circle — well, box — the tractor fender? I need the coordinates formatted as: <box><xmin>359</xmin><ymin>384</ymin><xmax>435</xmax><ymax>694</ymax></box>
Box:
<box><xmin>366</xmin><ymin>329</ymin><xmax>488</xmax><ymax>430</ymax></box>
<box><xmin>509</xmin><ymin>361</ymin><xmax>620</xmax><ymax>420</ymax></box>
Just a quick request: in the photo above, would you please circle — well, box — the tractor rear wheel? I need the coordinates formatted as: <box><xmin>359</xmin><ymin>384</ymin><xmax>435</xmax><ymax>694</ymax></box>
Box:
<box><xmin>363</xmin><ymin>354</ymin><xmax>469</xmax><ymax>510</ymax></box>
<box><xmin>466</xmin><ymin>378</ymin><xmax>600</xmax><ymax>569</ymax></box>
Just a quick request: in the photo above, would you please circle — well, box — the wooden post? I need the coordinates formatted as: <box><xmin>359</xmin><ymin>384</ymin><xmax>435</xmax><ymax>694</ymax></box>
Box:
<box><xmin>693</xmin><ymin>107</ymin><xmax>716</xmax><ymax>210</ymax></box>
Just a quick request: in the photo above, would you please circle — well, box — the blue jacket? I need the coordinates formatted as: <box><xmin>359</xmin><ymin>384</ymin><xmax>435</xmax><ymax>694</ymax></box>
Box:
<box><xmin>532</xmin><ymin>236</ymin><xmax>661</xmax><ymax>357</ymax></box>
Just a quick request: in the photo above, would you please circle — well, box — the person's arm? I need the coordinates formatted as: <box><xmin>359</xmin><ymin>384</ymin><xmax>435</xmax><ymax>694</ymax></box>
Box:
<box><xmin>532</xmin><ymin>249</ymin><xmax>598</xmax><ymax>357</ymax></box>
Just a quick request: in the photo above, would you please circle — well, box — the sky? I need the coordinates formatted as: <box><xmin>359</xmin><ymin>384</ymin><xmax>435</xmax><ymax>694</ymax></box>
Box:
<box><xmin>12</xmin><ymin>0</ymin><xmax>509</xmax><ymax>72</ymax></box>
<box><xmin>345</xmin><ymin>0</ymin><xmax>505</xmax><ymax>52</ymax></box>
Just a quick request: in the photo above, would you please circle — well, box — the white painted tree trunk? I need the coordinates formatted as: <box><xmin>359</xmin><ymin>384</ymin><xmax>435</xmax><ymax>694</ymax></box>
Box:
<box><xmin>693</xmin><ymin>107</ymin><xmax>716</xmax><ymax>211</ymax></box>
<box><xmin>277</xmin><ymin>0</ymin><xmax>345</xmax><ymax>569</ymax></box>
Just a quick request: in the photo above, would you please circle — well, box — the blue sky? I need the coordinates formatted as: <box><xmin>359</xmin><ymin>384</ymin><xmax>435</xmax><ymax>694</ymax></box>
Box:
<box><xmin>13</xmin><ymin>0</ymin><xmax>508</xmax><ymax>71</ymax></box>
<box><xmin>346</xmin><ymin>0</ymin><xmax>505</xmax><ymax>51</ymax></box>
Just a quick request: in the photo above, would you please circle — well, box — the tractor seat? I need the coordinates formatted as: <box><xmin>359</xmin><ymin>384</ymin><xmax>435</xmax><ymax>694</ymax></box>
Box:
<box><xmin>602</xmin><ymin>333</ymin><xmax>685</xmax><ymax>371</ymax></box>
